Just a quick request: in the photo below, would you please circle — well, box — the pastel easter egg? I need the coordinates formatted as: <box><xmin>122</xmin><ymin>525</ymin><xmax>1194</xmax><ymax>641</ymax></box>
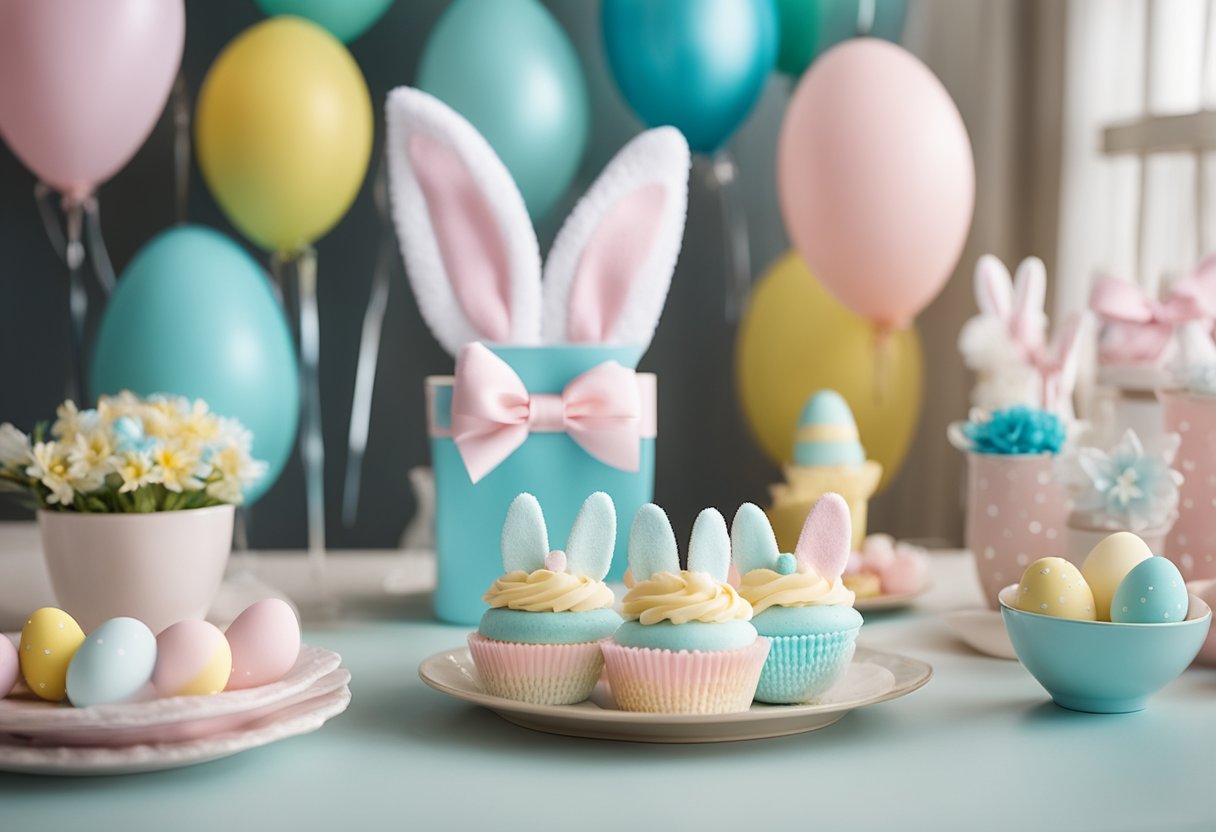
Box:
<box><xmin>1013</xmin><ymin>557</ymin><xmax>1096</xmax><ymax>620</ymax></box>
<box><xmin>0</xmin><ymin>636</ymin><xmax>18</xmax><ymax>697</ymax></box>
<box><xmin>19</xmin><ymin>608</ymin><xmax>86</xmax><ymax>701</ymax></box>
<box><xmin>793</xmin><ymin>390</ymin><xmax>865</xmax><ymax>466</ymax></box>
<box><xmin>224</xmin><ymin>599</ymin><xmax>301</xmax><ymax>690</ymax></box>
<box><xmin>1082</xmin><ymin>532</ymin><xmax>1153</xmax><ymax>621</ymax></box>
<box><xmin>1111</xmin><ymin>557</ymin><xmax>1189</xmax><ymax>624</ymax></box>
<box><xmin>153</xmin><ymin>620</ymin><xmax>232</xmax><ymax>697</ymax></box>
<box><xmin>66</xmin><ymin>617</ymin><xmax>157</xmax><ymax>708</ymax></box>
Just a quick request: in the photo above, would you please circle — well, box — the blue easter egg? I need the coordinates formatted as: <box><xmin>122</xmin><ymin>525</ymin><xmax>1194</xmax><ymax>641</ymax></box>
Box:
<box><xmin>793</xmin><ymin>389</ymin><xmax>864</xmax><ymax>466</ymax></box>
<box><xmin>1110</xmin><ymin>557</ymin><xmax>1189</xmax><ymax>624</ymax></box>
<box><xmin>90</xmin><ymin>225</ymin><xmax>299</xmax><ymax>504</ymax></box>
<box><xmin>66</xmin><ymin>617</ymin><xmax>157</xmax><ymax>707</ymax></box>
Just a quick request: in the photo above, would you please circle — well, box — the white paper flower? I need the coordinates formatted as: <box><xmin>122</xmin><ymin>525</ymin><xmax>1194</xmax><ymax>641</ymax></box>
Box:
<box><xmin>26</xmin><ymin>441</ymin><xmax>75</xmax><ymax>505</ymax></box>
<box><xmin>67</xmin><ymin>429</ymin><xmax>117</xmax><ymax>493</ymax></box>
<box><xmin>1055</xmin><ymin>429</ymin><xmax>1182</xmax><ymax>532</ymax></box>
<box><xmin>0</xmin><ymin>423</ymin><xmax>31</xmax><ymax>468</ymax></box>
<box><xmin>152</xmin><ymin>441</ymin><xmax>204</xmax><ymax>493</ymax></box>
<box><xmin>116</xmin><ymin>449</ymin><xmax>161</xmax><ymax>494</ymax></box>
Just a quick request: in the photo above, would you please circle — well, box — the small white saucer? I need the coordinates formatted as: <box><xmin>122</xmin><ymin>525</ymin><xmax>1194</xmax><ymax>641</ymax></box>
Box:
<box><xmin>942</xmin><ymin>609</ymin><xmax>1016</xmax><ymax>660</ymax></box>
<box><xmin>854</xmin><ymin>585</ymin><xmax>930</xmax><ymax>612</ymax></box>
<box><xmin>419</xmin><ymin>646</ymin><xmax>931</xmax><ymax>743</ymax></box>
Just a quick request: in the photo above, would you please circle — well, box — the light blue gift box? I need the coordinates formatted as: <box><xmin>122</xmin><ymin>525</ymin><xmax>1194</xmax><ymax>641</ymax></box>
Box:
<box><xmin>426</xmin><ymin>344</ymin><xmax>656</xmax><ymax>625</ymax></box>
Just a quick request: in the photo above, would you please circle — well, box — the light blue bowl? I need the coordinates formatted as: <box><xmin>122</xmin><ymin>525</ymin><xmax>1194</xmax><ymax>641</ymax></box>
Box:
<box><xmin>999</xmin><ymin>585</ymin><xmax>1212</xmax><ymax>714</ymax></box>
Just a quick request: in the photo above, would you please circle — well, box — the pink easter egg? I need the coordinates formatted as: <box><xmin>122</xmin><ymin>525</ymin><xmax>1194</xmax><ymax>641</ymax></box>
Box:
<box><xmin>882</xmin><ymin>548</ymin><xmax>930</xmax><ymax>596</ymax></box>
<box><xmin>224</xmin><ymin>599</ymin><xmax>301</xmax><ymax>691</ymax></box>
<box><xmin>153</xmin><ymin>620</ymin><xmax>231</xmax><ymax>697</ymax></box>
<box><xmin>0</xmin><ymin>635</ymin><xmax>18</xmax><ymax>697</ymax></box>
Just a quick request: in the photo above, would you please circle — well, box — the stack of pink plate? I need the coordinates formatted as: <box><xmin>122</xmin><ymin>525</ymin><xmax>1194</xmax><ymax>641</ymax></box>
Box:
<box><xmin>0</xmin><ymin>643</ymin><xmax>349</xmax><ymax>775</ymax></box>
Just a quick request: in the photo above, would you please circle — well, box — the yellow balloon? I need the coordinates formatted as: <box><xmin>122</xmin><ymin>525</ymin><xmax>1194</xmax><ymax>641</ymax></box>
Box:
<box><xmin>736</xmin><ymin>252</ymin><xmax>924</xmax><ymax>492</ymax></box>
<box><xmin>196</xmin><ymin>17</ymin><xmax>372</xmax><ymax>254</ymax></box>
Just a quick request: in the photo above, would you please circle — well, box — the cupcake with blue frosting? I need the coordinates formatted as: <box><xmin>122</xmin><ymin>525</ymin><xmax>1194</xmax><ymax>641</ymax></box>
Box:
<box><xmin>601</xmin><ymin>504</ymin><xmax>769</xmax><ymax>714</ymax></box>
<box><xmin>468</xmin><ymin>492</ymin><xmax>623</xmax><ymax>705</ymax></box>
<box><xmin>769</xmin><ymin>390</ymin><xmax>882</xmax><ymax>552</ymax></box>
<box><xmin>734</xmin><ymin>494</ymin><xmax>863</xmax><ymax>703</ymax></box>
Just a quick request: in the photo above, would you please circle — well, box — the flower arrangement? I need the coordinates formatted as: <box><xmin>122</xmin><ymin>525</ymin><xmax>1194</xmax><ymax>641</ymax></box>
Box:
<box><xmin>1055</xmin><ymin>429</ymin><xmax>1182</xmax><ymax>533</ymax></box>
<box><xmin>0</xmin><ymin>392</ymin><xmax>266</xmax><ymax>512</ymax></box>
<box><xmin>948</xmin><ymin>405</ymin><xmax>1067</xmax><ymax>456</ymax></box>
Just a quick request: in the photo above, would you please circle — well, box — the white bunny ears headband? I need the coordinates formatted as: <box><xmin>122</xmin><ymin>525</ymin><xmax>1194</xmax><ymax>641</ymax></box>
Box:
<box><xmin>385</xmin><ymin>87</ymin><xmax>691</xmax><ymax>356</ymax></box>
<box><xmin>626</xmin><ymin>494</ymin><xmax>852</xmax><ymax>584</ymax></box>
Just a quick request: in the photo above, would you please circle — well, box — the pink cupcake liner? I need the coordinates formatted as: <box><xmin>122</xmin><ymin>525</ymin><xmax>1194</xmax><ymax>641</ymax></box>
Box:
<box><xmin>467</xmin><ymin>633</ymin><xmax>604</xmax><ymax>705</ymax></box>
<box><xmin>601</xmin><ymin>638</ymin><xmax>771</xmax><ymax>714</ymax></box>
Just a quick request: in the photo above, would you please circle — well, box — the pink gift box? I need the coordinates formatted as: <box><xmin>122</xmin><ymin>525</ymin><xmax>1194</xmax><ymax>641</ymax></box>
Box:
<box><xmin>1161</xmin><ymin>390</ymin><xmax>1216</xmax><ymax>580</ymax></box>
<box><xmin>964</xmin><ymin>452</ymin><xmax>1070</xmax><ymax>609</ymax></box>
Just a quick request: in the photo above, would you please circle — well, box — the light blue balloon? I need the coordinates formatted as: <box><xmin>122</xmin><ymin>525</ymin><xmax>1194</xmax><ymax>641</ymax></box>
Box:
<box><xmin>90</xmin><ymin>226</ymin><xmax>299</xmax><ymax>504</ymax></box>
<box><xmin>255</xmin><ymin>0</ymin><xmax>395</xmax><ymax>43</ymax></box>
<box><xmin>602</xmin><ymin>0</ymin><xmax>779</xmax><ymax>155</ymax></box>
<box><xmin>417</xmin><ymin>0</ymin><xmax>590</xmax><ymax>220</ymax></box>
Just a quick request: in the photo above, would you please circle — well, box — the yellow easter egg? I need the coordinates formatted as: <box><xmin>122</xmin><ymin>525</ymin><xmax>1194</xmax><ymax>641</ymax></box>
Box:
<box><xmin>1082</xmin><ymin>532</ymin><xmax>1153</xmax><ymax>622</ymax></box>
<box><xmin>19</xmin><ymin>608</ymin><xmax>86</xmax><ymax>702</ymax></box>
<box><xmin>1013</xmin><ymin>557</ymin><xmax>1096</xmax><ymax>620</ymax></box>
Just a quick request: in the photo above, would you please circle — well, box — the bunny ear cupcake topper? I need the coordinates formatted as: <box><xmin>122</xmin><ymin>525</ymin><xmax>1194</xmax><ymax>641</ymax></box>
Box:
<box><xmin>794</xmin><ymin>493</ymin><xmax>853</xmax><ymax>583</ymax></box>
<box><xmin>730</xmin><ymin>503</ymin><xmax>781</xmax><ymax>576</ymax></box>
<box><xmin>628</xmin><ymin>503</ymin><xmax>680</xmax><ymax>582</ymax></box>
<box><xmin>501</xmin><ymin>492</ymin><xmax>617</xmax><ymax>579</ymax></box>
<box><xmin>385</xmin><ymin>87</ymin><xmax>691</xmax><ymax>357</ymax></box>
<box><xmin>686</xmin><ymin>508</ymin><xmax>730</xmax><ymax>581</ymax></box>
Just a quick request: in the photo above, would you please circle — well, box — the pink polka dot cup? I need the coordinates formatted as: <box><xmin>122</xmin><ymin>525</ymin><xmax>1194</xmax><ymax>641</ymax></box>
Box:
<box><xmin>965</xmin><ymin>452</ymin><xmax>1070</xmax><ymax>609</ymax></box>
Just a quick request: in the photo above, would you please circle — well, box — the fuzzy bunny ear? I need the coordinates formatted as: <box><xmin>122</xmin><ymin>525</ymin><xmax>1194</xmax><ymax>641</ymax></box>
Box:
<box><xmin>794</xmin><ymin>494</ymin><xmax>852</xmax><ymax>582</ymax></box>
<box><xmin>1042</xmin><ymin>312</ymin><xmax>1090</xmax><ymax>418</ymax></box>
<box><xmin>974</xmin><ymin>255</ymin><xmax>1013</xmax><ymax>320</ymax></box>
<box><xmin>385</xmin><ymin>87</ymin><xmax>542</xmax><ymax>355</ymax></box>
<box><xmin>730</xmin><ymin>503</ymin><xmax>780</xmax><ymax>575</ymax></box>
<box><xmin>628</xmin><ymin>503</ymin><xmax>680</xmax><ymax>581</ymax></box>
<box><xmin>687</xmin><ymin>508</ymin><xmax>730</xmax><ymax>581</ymax></box>
<box><xmin>501</xmin><ymin>493</ymin><xmax>549</xmax><ymax>573</ymax></box>
<box><xmin>541</xmin><ymin>127</ymin><xmax>690</xmax><ymax>351</ymax></box>
<box><xmin>564</xmin><ymin>492</ymin><xmax>616</xmax><ymax>581</ymax></box>
<box><xmin>1010</xmin><ymin>257</ymin><xmax>1047</xmax><ymax>348</ymax></box>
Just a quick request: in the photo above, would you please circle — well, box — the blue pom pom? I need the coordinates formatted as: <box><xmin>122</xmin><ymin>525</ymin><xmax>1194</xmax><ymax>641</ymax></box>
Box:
<box><xmin>963</xmin><ymin>406</ymin><xmax>1065</xmax><ymax>455</ymax></box>
<box><xmin>775</xmin><ymin>553</ymin><xmax>797</xmax><ymax>575</ymax></box>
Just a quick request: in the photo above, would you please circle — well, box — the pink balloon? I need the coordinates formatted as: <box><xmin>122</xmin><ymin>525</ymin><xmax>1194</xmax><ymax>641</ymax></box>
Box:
<box><xmin>0</xmin><ymin>0</ymin><xmax>185</xmax><ymax>200</ymax></box>
<box><xmin>777</xmin><ymin>39</ymin><xmax>974</xmax><ymax>329</ymax></box>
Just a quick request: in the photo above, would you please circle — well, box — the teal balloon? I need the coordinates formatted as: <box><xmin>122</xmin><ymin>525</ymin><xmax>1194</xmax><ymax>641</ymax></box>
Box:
<box><xmin>90</xmin><ymin>226</ymin><xmax>299</xmax><ymax>504</ymax></box>
<box><xmin>775</xmin><ymin>0</ymin><xmax>907</xmax><ymax>76</ymax></box>
<box><xmin>255</xmin><ymin>0</ymin><xmax>394</xmax><ymax>43</ymax></box>
<box><xmin>602</xmin><ymin>0</ymin><xmax>778</xmax><ymax>155</ymax></box>
<box><xmin>417</xmin><ymin>0</ymin><xmax>589</xmax><ymax>220</ymax></box>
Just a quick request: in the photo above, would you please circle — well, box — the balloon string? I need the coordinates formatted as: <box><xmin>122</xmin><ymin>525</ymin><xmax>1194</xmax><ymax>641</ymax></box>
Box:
<box><xmin>710</xmin><ymin>150</ymin><xmax>752</xmax><ymax>322</ymax></box>
<box><xmin>82</xmin><ymin>198</ymin><xmax>117</xmax><ymax>295</ymax></box>
<box><xmin>873</xmin><ymin>324</ymin><xmax>892</xmax><ymax>406</ymax></box>
<box><xmin>34</xmin><ymin>184</ymin><xmax>89</xmax><ymax>402</ymax></box>
<box><xmin>342</xmin><ymin>160</ymin><xmax>392</xmax><ymax>527</ymax></box>
<box><xmin>274</xmin><ymin>247</ymin><xmax>327</xmax><ymax>562</ymax></box>
<box><xmin>172</xmin><ymin>72</ymin><xmax>192</xmax><ymax>224</ymax></box>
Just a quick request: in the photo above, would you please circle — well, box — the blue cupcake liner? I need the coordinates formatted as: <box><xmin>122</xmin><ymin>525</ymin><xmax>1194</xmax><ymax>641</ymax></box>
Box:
<box><xmin>754</xmin><ymin>628</ymin><xmax>859</xmax><ymax>704</ymax></box>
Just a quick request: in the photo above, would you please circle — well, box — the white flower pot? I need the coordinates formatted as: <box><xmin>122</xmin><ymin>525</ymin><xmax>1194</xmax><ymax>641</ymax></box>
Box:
<box><xmin>38</xmin><ymin>505</ymin><xmax>234</xmax><ymax>633</ymax></box>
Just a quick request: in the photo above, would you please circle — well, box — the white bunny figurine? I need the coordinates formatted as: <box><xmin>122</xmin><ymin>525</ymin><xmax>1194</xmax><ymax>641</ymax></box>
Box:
<box><xmin>958</xmin><ymin>254</ymin><xmax>1048</xmax><ymax>412</ymax></box>
<box><xmin>385</xmin><ymin>87</ymin><xmax>691</xmax><ymax>355</ymax></box>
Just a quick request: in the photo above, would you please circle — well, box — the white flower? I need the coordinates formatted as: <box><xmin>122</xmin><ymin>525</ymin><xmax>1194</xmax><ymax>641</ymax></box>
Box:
<box><xmin>0</xmin><ymin>423</ymin><xmax>31</xmax><ymax>468</ymax></box>
<box><xmin>116</xmin><ymin>450</ymin><xmax>161</xmax><ymax>493</ymax></box>
<box><xmin>151</xmin><ymin>441</ymin><xmax>204</xmax><ymax>493</ymax></box>
<box><xmin>206</xmin><ymin>476</ymin><xmax>244</xmax><ymax>505</ymax></box>
<box><xmin>67</xmin><ymin>430</ymin><xmax>117</xmax><ymax>493</ymax></box>
<box><xmin>26</xmin><ymin>441</ymin><xmax>75</xmax><ymax>505</ymax></box>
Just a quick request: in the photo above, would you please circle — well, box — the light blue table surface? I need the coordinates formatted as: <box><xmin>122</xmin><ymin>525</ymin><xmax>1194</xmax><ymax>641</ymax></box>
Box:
<box><xmin>2</xmin><ymin>552</ymin><xmax>1215</xmax><ymax>831</ymax></box>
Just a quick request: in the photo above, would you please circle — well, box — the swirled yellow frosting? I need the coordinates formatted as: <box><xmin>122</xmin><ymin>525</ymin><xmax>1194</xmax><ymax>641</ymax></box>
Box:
<box><xmin>739</xmin><ymin>566</ymin><xmax>855</xmax><ymax>615</ymax></box>
<box><xmin>483</xmin><ymin>569</ymin><xmax>615</xmax><ymax>612</ymax></box>
<box><xmin>621</xmin><ymin>571</ymin><xmax>752</xmax><ymax>625</ymax></box>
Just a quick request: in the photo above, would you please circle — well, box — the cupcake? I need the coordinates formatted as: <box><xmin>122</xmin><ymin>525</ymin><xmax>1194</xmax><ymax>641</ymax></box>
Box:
<box><xmin>733</xmin><ymin>493</ymin><xmax>863</xmax><ymax>704</ymax></box>
<box><xmin>468</xmin><ymin>492</ymin><xmax>623</xmax><ymax>705</ymax></box>
<box><xmin>602</xmin><ymin>504</ymin><xmax>769</xmax><ymax>714</ymax></box>
<box><xmin>768</xmin><ymin>390</ymin><xmax>882</xmax><ymax>552</ymax></box>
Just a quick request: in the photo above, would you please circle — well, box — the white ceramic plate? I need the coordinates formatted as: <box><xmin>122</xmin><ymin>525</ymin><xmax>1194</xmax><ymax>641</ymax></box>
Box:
<box><xmin>419</xmin><ymin>646</ymin><xmax>931</xmax><ymax>743</ymax></box>
<box><xmin>0</xmin><ymin>643</ymin><xmax>343</xmax><ymax>746</ymax></box>
<box><xmin>942</xmin><ymin>609</ymin><xmax>1017</xmax><ymax>660</ymax></box>
<box><xmin>0</xmin><ymin>684</ymin><xmax>351</xmax><ymax>776</ymax></box>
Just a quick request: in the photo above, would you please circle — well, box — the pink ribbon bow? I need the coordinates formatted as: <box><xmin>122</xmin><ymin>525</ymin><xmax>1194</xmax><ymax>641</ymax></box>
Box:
<box><xmin>450</xmin><ymin>342</ymin><xmax>651</xmax><ymax>484</ymax></box>
<box><xmin>1089</xmin><ymin>255</ymin><xmax>1216</xmax><ymax>363</ymax></box>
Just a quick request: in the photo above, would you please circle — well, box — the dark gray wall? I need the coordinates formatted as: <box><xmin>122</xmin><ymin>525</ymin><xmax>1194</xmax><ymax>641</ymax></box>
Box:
<box><xmin>0</xmin><ymin>0</ymin><xmax>927</xmax><ymax>549</ymax></box>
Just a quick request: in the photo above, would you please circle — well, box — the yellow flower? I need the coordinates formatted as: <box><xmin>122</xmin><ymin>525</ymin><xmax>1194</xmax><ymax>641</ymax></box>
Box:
<box><xmin>26</xmin><ymin>441</ymin><xmax>75</xmax><ymax>505</ymax></box>
<box><xmin>152</xmin><ymin>442</ymin><xmax>203</xmax><ymax>493</ymax></box>
<box><xmin>117</xmin><ymin>450</ymin><xmax>161</xmax><ymax>493</ymax></box>
<box><xmin>67</xmin><ymin>430</ymin><xmax>116</xmax><ymax>493</ymax></box>
<box><xmin>176</xmin><ymin>399</ymin><xmax>220</xmax><ymax>446</ymax></box>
